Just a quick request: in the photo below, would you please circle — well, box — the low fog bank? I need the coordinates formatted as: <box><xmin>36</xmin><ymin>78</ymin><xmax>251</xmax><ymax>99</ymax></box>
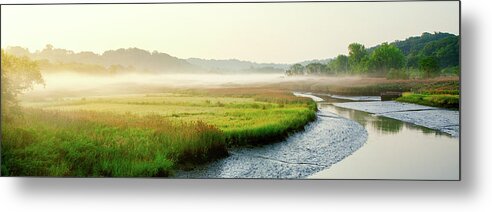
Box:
<box><xmin>21</xmin><ymin>72</ymin><xmax>381</xmax><ymax>101</ymax></box>
<box><xmin>22</xmin><ymin>72</ymin><xmax>287</xmax><ymax>100</ymax></box>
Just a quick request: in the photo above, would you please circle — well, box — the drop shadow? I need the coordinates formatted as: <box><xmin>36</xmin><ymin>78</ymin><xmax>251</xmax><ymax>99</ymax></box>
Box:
<box><xmin>9</xmin><ymin>4</ymin><xmax>478</xmax><ymax>201</ymax></box>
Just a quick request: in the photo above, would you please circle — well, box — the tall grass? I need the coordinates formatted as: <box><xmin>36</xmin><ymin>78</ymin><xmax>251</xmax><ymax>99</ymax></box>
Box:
<box><xmin>1</xmin><ymin>109</ymin><xmax>227</xmax><ymax>177</ymax></box>
<box><xmin>189</xmin><ymin>87</ymin><xmax>317</xmax><ymax>105</ymax></box>
<box><xmin>190</xmin><ymin>87</ymin><xmax>317</xmax><ymax>145</ymax></box>
<box><xmin>3</xmin><ymin>89</ymin><xmax>317</xmax><ymax>177</ymax></box>
<box><xmin>223</xmin><ymin>108</ymin><xmax>316</xmax><ymax>146</ymax></box>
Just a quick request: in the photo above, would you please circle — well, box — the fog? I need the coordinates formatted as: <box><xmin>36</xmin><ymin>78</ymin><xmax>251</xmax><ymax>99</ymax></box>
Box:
<box><xmin>20</xmin><ymin>71</ymin><xmax>381</xmax><ymax>102</ymax></box>
<box><xmin>23</xmin><ymin>72</ymin><xmax>292</xmax><ymax>100</ymax></box>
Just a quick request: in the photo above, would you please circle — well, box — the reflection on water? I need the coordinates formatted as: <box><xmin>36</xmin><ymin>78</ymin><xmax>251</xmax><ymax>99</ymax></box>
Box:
<box><xmin>372</xmin><ymin>117</ymin><xmax>404</xmax><ymax>134</ymax></box>
<box><xmin>319</xmin><ymin>101</ymin><xmax>449</xmax><ymax>137</ymax></box>
<box><xmin>312</xmin><ymin>96</ymin><xmax>458</xmax><ymax>180</ymax></box>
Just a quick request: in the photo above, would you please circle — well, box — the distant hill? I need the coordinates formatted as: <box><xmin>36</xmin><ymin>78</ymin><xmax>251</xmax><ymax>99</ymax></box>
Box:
<box><xmin>368</xmin><ymin>32</ymin><xmax>459</xmax><ymax>68</ymax></box>
<box><xmin>5</xmin><ymin>45</ymin><xmax>289</xmax><ymax>74</ymax></box>
<box><xmin>186</xmin><ymin>58</ymin><xmax>289</xmax><ymax>73</ymax></box>
<box><xmin>375</xmin><ymin>32</ymin><xmax>456</xmax><ymax>55</ymax></box>
<box><xmin>101</xmin><ymin>48</ymin><xmax>194</xmax><ymax>72</ymax></box>
<box><xmin>6</xmin><ymin>45</ymin><xmax>196</xmax><ymax>74</ymax></box>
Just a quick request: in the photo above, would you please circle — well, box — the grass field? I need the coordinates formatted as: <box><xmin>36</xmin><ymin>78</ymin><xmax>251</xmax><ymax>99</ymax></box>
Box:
<box><xmin>1</xmin><ymin>89</ymin><xmax>316</xmax><ymax>177</ymax></box>
<box><xmin>396</xmin><ymin>93</ymin><xmax>459</xmax><ymax>109</ymax></box>
<box><xmin>393</xmin><ymin>80</ymin><xmax>459</xmax><ymax>109</ymax></box>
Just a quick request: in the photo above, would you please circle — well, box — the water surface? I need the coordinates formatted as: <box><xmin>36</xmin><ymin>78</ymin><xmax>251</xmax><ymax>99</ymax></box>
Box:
<box><xmin>310</xmin><ymin>101</ymin><xmax>459</xmax><ymax>180</ymax></box>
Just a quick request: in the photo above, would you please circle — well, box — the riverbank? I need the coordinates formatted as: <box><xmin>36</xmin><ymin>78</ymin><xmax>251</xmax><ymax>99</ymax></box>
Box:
<box><xmin>176</xmin><ymin>98</ymin><xmax>368</xmax><ymax>178</ymax></box>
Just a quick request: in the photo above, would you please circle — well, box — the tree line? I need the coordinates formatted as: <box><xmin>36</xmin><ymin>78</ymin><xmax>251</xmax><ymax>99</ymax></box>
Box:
<box><xmin>286</xmin><ymin>32</ymin><xmax>460</xmax><ymax>79</ymax></box>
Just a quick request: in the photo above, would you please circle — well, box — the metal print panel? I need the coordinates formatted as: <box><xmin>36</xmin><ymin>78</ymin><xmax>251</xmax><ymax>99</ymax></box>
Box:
<box><xmin>0</xmin><ymin>1</ymin><xmax>460</xmax><ymax>180</ymax></box>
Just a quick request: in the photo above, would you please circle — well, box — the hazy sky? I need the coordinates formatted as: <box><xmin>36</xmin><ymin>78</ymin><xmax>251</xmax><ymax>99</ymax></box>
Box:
<box><xmin>1</xmin><ymin>2</ymin><xmax>459</xmax><ymax>63</ymax></box>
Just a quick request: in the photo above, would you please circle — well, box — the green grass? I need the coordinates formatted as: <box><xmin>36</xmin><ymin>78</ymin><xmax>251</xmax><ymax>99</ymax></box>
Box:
<box><xmin>2</xmin><ymin>90</ymin><xmax>316</xmax><ymax>177</ymax></box>
<box><xmin>21</xmin><ymin>93</ymin><xmax>316</xmax><ymax>144</ymax></box>
<box><xmin>1</xmin><ymin>109</ymin><xmax>227</xmax><ymax>177</ymax></box>
<box><xmin>396</xmin><ymin>93</ymin><xmax>459</xmax><ymax>109</ymax></box>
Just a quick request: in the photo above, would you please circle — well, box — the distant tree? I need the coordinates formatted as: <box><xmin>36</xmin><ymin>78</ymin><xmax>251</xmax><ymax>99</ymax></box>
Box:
<box><xmin>419</xmin><ymin>56</ymin><xmax>439</xmax><ymax>78</ymax></box>
<box><xmin>286</xmin><ymin>63</ymin><xmax>305</xmax><ymax>76</ymax></box>
<box><xmin>109</xmin><ymin>64</ymin><xmax>125</xmax><ymax>74</ymax></box>
<box><xmin>45</xmin><ymin>44</ymin><xmax>54</xmax><ymax>51</ymax></box>
<box><xmin>421</xmin><ymin>36</ymin><xmax>460</xmax><ymax>68</ymax></box>
<box><xmin>369</xmin><ymin>32</ymin><xmax>459</xmax><ymax>70</ymax></box>
<box><xmin>377</xmin><ymin>32</ymin><xmax>455</xmax><ymax>55</ymax></box>
<box><xmin>405</xmin><ymin>53</ymin><xmax>421</xmax><ymax>68</ymax></box>
<box><xmin>368</xmin><ymin>43</ymin><xmax>405</xmax><ymax>75</ymax></box>
<box><xmin>1</xmin><ymin>50</ymin><xmax>44</xmax><ymax>121</ymax></box>
<box><xmin>348</xmin><ymin>43</ymin><xmax>368</xmax><ymax>74</ymax></box>
<box><xmin>329</xmin><ymin>55</ymin><xmax>349</xmax><ymax>74</ymax></box>
<box><xmin>305</xmin><ymin>63</ymin><xmax>326</xmax><ymax>75</ymax></box>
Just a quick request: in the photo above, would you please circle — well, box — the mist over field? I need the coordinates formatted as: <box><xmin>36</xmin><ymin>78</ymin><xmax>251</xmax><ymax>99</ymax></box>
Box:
<box><xmin>22</xmin><ymin>72</ymin><xmax>292</xmax><ymax>99</ymax></box>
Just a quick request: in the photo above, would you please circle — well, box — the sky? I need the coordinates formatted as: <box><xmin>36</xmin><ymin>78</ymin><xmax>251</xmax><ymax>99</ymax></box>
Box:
<box><xmin>1</xmin><ymin>1</ymin><xmax>459</xmax><ymax>64</ymax></box>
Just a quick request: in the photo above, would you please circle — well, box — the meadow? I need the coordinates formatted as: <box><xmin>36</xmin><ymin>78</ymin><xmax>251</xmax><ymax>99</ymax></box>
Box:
<box><xmin>1</xmin><ymin>88</ymin><xmax>316</xmax><ymax>177</ymax></box>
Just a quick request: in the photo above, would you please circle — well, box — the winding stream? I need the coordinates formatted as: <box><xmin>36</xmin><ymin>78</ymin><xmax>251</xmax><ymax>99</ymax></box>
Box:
<box><xmin>176</xmin><ymin>93</ymin><xmax>459</xmax><ymax>179</ymax></box>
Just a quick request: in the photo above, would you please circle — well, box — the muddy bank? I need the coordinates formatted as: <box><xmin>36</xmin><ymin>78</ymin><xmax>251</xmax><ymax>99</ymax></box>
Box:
<box><xmin>176</xmin><ymin>102</ymin><xmax>367</xmax><ymax>178</ymax></box>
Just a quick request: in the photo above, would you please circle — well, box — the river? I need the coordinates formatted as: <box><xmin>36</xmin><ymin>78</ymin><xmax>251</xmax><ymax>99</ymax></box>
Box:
<box><xmin>176</xmin><ymin>93</ymin><xmax>459</xmax><ymax>180</ymax></box>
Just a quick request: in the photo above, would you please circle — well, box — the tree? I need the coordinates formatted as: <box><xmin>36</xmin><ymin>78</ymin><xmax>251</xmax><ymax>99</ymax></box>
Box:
<box><xmin>419</xmin><ymin>56</ymin><xmax>439</xmax><ymax>78</ymax></box>
<box><xmin>368</xmin><ymin>43</ymin><xmax>405</xmax><ymax>75</ymax></box>
<box><xmin>329</xmin><ymin>55</ymin><xmax>349</xmax><ymax>74</ymax></box>
<box><xmin>348</xmin><ymin>43</ymin><xmax>368</xmax><ymax>73</ymax></box>
<box><xmin>426</xmin><ymin>36</ymin><xmax>460</xmax><ymax>68</ymax></box>
<box><xmin>305</xmin><ymin>63</ymin><xmax>326</xmax><ymax>75</ymax></box>
<box><xmin>1</xmin><ymin>50</ymin><xmax>44</xmax><ymax>121</ymax></box>
<box><xmin>286</xmin><ymin>63</ymin><xmax>305</xmax><ymax>76</ymax></box>
<box><xmin>372</xmin><ymin>32</ymin><xmax>459</xmax><ymax>70</ymax></box>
